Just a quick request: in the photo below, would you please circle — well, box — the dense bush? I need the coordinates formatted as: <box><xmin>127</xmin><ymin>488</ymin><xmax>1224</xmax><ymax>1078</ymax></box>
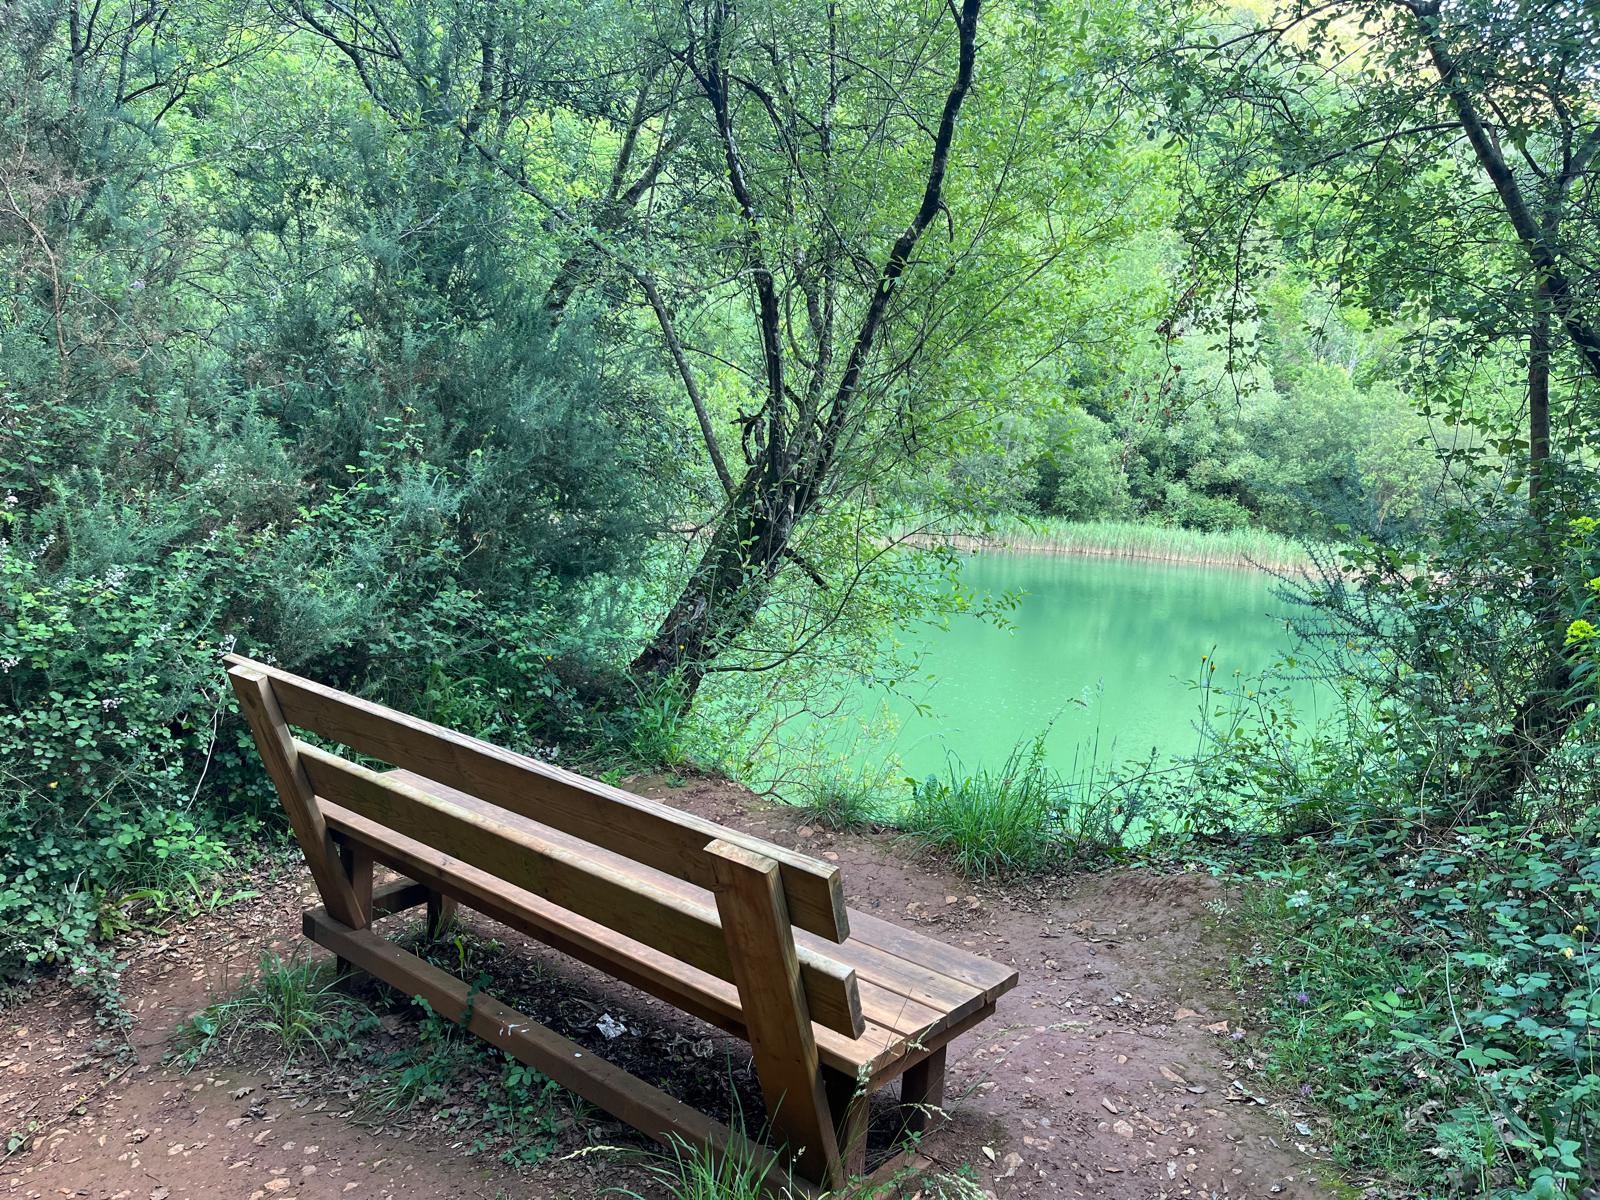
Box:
<box><xmin>0</xmin><ymin>10</ymin><xmax>670</xmax><ymax>988</ymax></box>
<box><xmin>1247</xmin><ymin>827</ymin><xmax>1598</xmax><ymax>1198</ymax></box>
<box><xmin>1180</xmin><ymin>485</ymin><xmax>1600</xmax><ymax>1196</ymax></box>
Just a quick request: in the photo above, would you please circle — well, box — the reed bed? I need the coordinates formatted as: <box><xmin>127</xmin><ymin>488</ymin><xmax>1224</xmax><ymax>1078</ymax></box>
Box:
<box><xmin>907</xmin><ymin>516</ymin><xmax>1316</xmax><ymax>571</ymax></box>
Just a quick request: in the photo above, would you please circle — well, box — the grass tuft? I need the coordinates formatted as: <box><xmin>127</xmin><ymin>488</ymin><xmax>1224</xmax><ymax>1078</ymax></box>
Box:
<box><xmin>174</xmin><ymin>952</ymin><xmax>373</xmax><ymax>1065</ymax></box>
<box><xmin>620</xmin><ymin>1136</ymin><xmax>785</xmax><ymax>1200</ymax></box>
<box><xmin>786</xmin><ymin>764</ymin><xmax>890</xmax><ymax>831</ymax></box>
<box><xmin>901</xmin><ymin>737</ymin><xmax>1067</xmax><ymax>879</ymax></box>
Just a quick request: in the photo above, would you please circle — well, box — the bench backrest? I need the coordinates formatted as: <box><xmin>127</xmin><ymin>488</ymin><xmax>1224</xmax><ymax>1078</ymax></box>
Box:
<box><xmin>225</xmin><ymin>656</ymin><xmax>864</xmax><ymax>1038</ymax></box>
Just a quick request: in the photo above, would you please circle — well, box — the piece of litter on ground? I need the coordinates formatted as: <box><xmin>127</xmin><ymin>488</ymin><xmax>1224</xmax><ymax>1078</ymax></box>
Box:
<box><xmin>595</xmin><ymin>1014</ymin><xmax>627</xmax><ymax>1039</ymax></box>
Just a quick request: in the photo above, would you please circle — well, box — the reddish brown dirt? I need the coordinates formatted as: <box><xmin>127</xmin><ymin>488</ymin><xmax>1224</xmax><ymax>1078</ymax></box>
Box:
<box><xmin>2</xmin><ymin>776</ymin><xmax>1345</xmax><ymax>1200</ymax></box>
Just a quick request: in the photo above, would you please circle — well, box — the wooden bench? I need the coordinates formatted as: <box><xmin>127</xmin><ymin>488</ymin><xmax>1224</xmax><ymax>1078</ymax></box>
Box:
<box><xmin>225</xmin><ymin>655</ymin><xmax>1017</xmax><ymax>1189</ymax></box>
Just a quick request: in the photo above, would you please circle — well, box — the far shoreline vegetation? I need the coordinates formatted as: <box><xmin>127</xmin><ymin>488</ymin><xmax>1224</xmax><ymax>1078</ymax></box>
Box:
<box><xmin>904</xmin><ymin>516</ymin><xmax>1316</xmax><ymax>571</ymax></box>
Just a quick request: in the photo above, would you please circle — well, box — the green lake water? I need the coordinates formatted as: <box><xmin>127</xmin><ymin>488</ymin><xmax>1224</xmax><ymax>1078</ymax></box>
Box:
<box><xmin>820</xmin><ymin>551</ymin><xmax>1314</xmax><ymax>781</ymax></box>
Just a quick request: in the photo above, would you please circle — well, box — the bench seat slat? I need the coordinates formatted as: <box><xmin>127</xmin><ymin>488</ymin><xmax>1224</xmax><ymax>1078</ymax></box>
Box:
<box><xmin>300</xmin><ymin>745</ymin><xmax>864</xmax><ymax>1038</ymax></box>
<box><xmin>318</xmin><ymin>799</ymin><xmax>925</xmax><ymax>1075</ymax></box>
<box><xmin>384</xmin><ymin>771</ymin><xmax>975</xmax><ymax>1038</ymax></box>
<box><xmin>837</xmin><ymin>909</ymin><xmax>1017</xmax><ymax>1001</ymax></box>
<box><xmin>224</xmin><ymin>655</ymin><xmax>849</xmax><ymax>943</ymax></box>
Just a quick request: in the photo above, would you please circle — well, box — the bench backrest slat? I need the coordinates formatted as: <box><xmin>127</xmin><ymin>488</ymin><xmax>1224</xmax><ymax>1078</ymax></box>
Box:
<box><xmin>224</xmin><ymin>656</ymin><xmax>848</xmax><ymax>943</ymax></box>
<box><xmin>299</xmin><ymin>742</ymin><xmax>865</xmax><ymax>1037</ymax></box>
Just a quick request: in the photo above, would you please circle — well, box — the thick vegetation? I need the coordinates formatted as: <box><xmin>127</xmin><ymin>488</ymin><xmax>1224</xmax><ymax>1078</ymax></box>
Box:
<box><xmin>3</xmin><ymin>0</ymin><xmax>1599</xmax><ymax>1195</ymax></box>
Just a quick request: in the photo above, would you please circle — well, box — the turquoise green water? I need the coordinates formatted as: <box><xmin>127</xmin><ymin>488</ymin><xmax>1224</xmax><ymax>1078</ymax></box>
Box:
<box><xmin>823</xmin><ymin>552</ymin><xmax>1313</xmax><ymax>780</ymax></box>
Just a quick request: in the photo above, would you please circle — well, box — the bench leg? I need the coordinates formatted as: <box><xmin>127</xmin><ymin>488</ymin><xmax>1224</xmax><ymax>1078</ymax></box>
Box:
<box><xmin>824</xmin><ymin>1067</ymin><xmax>868</xmax><ymax>1177</ymax></box>
<box><xmin>709</xmin><ymin>841</ymin><xmax>845</xmax><ymax>1189</ymax></box>
<box><xmin>334</xmin><ymin>843</ymin><xmax>374</xmax><ymax>983</ymax></box>
<box><xmin>426</xmin><ymin>889</ymin><xmax>458</xmax><ymax>939</ymax></box>
<box><xmin>899</xmin><ymin>1046</ymin><xmax>948</xmax><ymax>1136</ymax></box>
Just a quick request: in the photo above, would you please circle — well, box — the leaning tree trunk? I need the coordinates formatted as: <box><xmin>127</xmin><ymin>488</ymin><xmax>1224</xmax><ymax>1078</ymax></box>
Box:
<box><xmin>1470</xmin><ymin>280</ymin><xmax>1580</xmax><ymax>815</ymax></box>
<box><xmin>627</xmin><ymin>0</ymin><xmax>983</xmax><ymax>708</ymax></box>
<box><xmin>630</xmin><ymin>475</ymin><xmax>798</xmax><ymax>702</ymax></box>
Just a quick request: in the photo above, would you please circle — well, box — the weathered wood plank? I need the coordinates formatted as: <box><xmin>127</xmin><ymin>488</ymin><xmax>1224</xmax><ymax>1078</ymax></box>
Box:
<box><xmin>387</xmin><ymin>768</ymin><xmax>1003</xmax><ymax>1032</ymax></box>
<box><xmin>368</xmin><ymin>878</ymin><xmax>430</xmax><ymax>919</ymax></box>
<box><xmin>823</xmin><ymin>1068</ymin><xmax>869</xmax><ymax>1177</ymax></box>
<box><xmin>317</xmin><ymin>800</ymin><xmax>905</xmax><ymax>1075</ymax></box>
<box><xmin>385</xmin><ymin>770</ymin><xmax>945</xmax><ymax>1038</ymax></box>
<box><xmin>300</xmin><ymin>746</ymin><xmax>864</xmax><ymax>1038</ymax></box>
<box><xmin>228</xmin><ymin>666</ymin><xmax>364</xmax><ymax>928</ymax></box>
<box><xmin>844</xmin><ymin>909</ymin><xmax>1018</xmax><ymax>1000</ymax></box>
<box><xmin>900</xmin><ymin>1046</ymin><xmax>948</xmax><ymax>1136</ymax></box>
<box><xmin>303</xmin><ymin>910</ymin><xmax>778</xmax><ymax>1177</ymax></box>
<box><xmin>709</xmin><ymin>840</ymin><xmax>843</xmax><ymax>1189</ymax></box>
<box><xmin>224</xmin><ymin>655</ymin><xmax>848</xmax><ymax>943</ymax></box>
<box><xmin>425</xmin><ymin>890</ymin><xmax>457</xmax><ymax>939</ymax></box>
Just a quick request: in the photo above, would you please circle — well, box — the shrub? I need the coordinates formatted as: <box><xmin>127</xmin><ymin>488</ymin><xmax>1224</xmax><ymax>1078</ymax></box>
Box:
<box><xmin>788</xmin><ymin>765</ymin><xmax>890</xmax><ymax>831</ymax></box>
<box><xmin>901</xmin><ymin>734</ymin><xmax>1107</xmax><ymax>878</ymax></box>
<box><xmin>1244</xmin><ymin>828</ymin><xmax>1599</xmax><ymax>1197</ymax></box>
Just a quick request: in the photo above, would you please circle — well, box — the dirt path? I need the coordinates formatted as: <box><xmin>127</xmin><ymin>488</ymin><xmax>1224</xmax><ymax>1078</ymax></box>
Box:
<box><xmin>3</xmin><ymin>777</ymin><xmax>1343</xmax><ymax>1200</ymax></box>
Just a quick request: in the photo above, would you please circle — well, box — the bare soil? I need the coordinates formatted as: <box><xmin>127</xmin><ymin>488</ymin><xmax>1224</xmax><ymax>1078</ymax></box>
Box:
<box><xmin>2</xmin><ymin>775</ymin><xmax>1345</xmax><ymax>1200</ymax></box>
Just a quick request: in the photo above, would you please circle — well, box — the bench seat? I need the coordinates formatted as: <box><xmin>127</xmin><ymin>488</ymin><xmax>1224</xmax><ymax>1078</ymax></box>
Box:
<box><xmin>225</xmin><ymin>654</ymin><xmax>1018</xmax><ymax>1190</ymax></box>
<box><xmin>325</xmin><ymin>770</ymin><xmax>1014</xmax><ymax>1084</ymax></box>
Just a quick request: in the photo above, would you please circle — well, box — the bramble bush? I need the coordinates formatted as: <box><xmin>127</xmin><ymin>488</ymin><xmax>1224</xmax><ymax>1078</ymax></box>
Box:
<box><xmin>1246</xmin><ymin>828</ymin><xmax>1598</xmax><ymax>1198</ymax></box>
<box><xmin>1193</xmin><ymin>495</ymin><xmax>1600</xmax><ymax>1196</ymax></box>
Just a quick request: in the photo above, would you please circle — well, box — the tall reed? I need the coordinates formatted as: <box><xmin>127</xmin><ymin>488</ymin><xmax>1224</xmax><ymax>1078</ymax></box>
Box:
<box><xmin>906</xmin><ymin>516</ymin><xmax>1315</xmax><ymax>571</ymax></box>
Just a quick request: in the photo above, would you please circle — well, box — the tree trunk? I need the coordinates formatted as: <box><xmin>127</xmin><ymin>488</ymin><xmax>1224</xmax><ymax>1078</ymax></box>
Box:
<box><xmin>1528</xmin><ymin>285</ymin><xmax>1552</xmax><ymax>515</ymax></box>
<box><xmin>1471</xmin><ymin>281</ymin><xmax>1573</xmax><ymax>814</ymax></box>
<box><xmin>629</xmin><ymin>477</ymin><xmax>796</xmax><ymax>702</ymax></box>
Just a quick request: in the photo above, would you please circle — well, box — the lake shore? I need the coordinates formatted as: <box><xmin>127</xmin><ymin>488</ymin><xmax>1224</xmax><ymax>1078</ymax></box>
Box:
<box><xmin>902</xmin><ymin>517</ymin><xmax>1318</xmax><ymax>572</ymax></box>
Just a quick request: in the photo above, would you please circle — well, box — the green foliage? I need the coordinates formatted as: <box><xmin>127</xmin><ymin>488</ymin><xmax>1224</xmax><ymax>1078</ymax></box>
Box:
<box><xmin>1171</xmin><ymin>488</ymin><xmax>1600</xmax><ymax>1193</ymax></box>
<box><xmin>355</xmin><ymin>999</ymin><xmax>572</xmax><ymax>1167</ymax></box>
<box><xmin>786</xmin><ymin>765</ymin><xmax>890</xmax><ymax>832</ymax></box>
<box><xmin>902</xmin><ymin>733</ymin><xmax>1144</xmax><ymax>878</ymax></box>
<box><xmin>1243</xmin><ymin>828</ymin><xmax>1598</xmax><ymax>1198</ymax></box>
<box><xmin>935</xmin><ymin>254</ymin><xmax>1440</xmax><ymax>544</ymax></box>
<box><xmin>614</xmin><ymin>1128</ymin><xmax>785</xmax><ymax>1200</ymax></box>
<box><xmin>0</xmin><ymin>1</ymin><xmax>671</xmax><ymax>989</ymax></box>
<box><xmin>175</xmin><ymin>953</ymin><xmax>375</xmax><ymax>1065</ymax></box>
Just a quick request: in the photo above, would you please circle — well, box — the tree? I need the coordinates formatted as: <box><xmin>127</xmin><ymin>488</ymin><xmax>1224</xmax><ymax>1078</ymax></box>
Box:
<box><xmin>1161</xmin><ymin>0</ymin><xmax>1600</xmax><ymax>805</ymax></box>
<box><xmin>618</xmin><ymin>0</ymin><xmax>985</xmax><ymax>700</ymax></box>
<box><xmin>287</xmin><ymin>0</ymin><xmax>1157</xmax><ymax>707</ymax></box>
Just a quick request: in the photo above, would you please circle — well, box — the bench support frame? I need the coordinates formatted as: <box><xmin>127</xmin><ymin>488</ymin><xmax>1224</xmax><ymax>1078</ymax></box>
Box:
<box><xmin>708</xmin><ymin>840</ymin><xmax>845</xmax><ymax>1188</ymax></box>
<box><xmin>304</xmin><ymin>903</ymin><xmax>794</xmax><ymax>1184</ymax></box>
<box><xmin>302</xmin><ymin>885</ymin><xmax>940</xmax><ymax>1196</ymax></box>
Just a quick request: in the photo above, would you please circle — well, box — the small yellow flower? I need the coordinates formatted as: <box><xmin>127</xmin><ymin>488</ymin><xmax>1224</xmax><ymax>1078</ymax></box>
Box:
<box><xmin>1575</xmin><ymin>925</ymin><xmax>1589</xmax><ymax>935</ymax></box>
<box><xmin>47</xmin><ymin>780</ymin><xmax>57</xmax><ymax>789</ymax></box>
<box><xmin>1562</xmin><ymin>947</ymin><xmax>1576</xmax><ymax>958</ymax></box>
<box><xmin>1566</xmin><ymin>619</ymin><xmax>1598</xmax><ymax>646</ymax></box>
